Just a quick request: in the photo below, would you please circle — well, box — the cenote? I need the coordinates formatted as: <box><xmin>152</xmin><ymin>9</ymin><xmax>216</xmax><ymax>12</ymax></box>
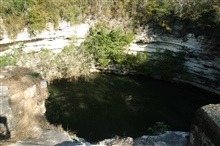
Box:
<box><xmin>46</xmin><ymin>73</ymin><xmax>220</xmax><ymax>142</ymax></box>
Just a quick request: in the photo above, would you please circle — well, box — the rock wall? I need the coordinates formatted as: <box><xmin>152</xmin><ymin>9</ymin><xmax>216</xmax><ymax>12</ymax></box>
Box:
<box><xmin>0</xmin><ymin>66</ymin><xmax>91</xmax><ymax>145</ymax></box>
<box><xmin>0</xmin><ymin>66</ymin><xmax>48</xmax><ymax>140</ymax></box>
<box><xmin>1</xmin><ymin>23</ymin><xmax>220</xmax><ymax>144</ymax></box>
<box><xmin>0</xmin><ymin>20</ymin><xmax>219</xmax><ymax>95</ymax></box>
<box><xmin>190</xmin><ymin>104</ymin><xmax>220</xmax><ymax>146</ymax></box>
<box><xmin>130</xmin><ymin>29</ymin><xmax>220</xmax><ymax>95</ymax></box>
<box><xmin>0</xmin><ymin>21</ymin><xmax>90</xmax><ymax>54</ymax></box>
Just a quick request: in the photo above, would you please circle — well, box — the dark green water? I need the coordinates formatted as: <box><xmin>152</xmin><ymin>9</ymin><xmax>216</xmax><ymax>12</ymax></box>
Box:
<box><xmin>46</xmin><ymin>73</ymin><xmax>220</xmax><ymax>142</ymax></box>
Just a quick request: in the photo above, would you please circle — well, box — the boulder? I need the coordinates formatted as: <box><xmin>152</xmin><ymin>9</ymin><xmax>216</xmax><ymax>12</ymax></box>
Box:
<box><xmin>190</xmin><ymin>104</ymin><xmax>220</xmax><ymax>146</ymax></box>
<box><xmin>0</xmin><ymin>66</ymin><xmax>92</xmax><ymax>146</ymax></box>
<box><xmin>0</xmin><ymin>66</ymin><xmax>48</xmax><ymax>141</ymax></box>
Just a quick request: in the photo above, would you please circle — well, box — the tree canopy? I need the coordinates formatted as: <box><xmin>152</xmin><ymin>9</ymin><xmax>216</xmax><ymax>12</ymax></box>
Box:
<box><xmin>0</xmin><ymin>0</ymin><xmax>220</xmax><ymax>38</ymax></box>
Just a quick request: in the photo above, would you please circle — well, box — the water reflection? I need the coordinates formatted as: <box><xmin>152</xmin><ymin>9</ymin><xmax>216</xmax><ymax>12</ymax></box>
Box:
<box><xmin>46</xmin><ymin>73</ymin><xmax>220</xmax><ymax>142</ymax></box>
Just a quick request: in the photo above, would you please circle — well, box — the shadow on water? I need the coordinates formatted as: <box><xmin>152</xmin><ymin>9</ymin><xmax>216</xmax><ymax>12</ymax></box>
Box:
<box><xmin>46</xmin><ymin>73</ymin><xmax>220</xmax><ymax>142</ymax></box>
<box><xmin>0</xmin><ymin>116</ymin><xmax>10</xmax><ymax>140</ymax></box>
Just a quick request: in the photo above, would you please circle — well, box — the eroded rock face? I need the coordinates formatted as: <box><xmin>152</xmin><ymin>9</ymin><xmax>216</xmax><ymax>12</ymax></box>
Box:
<box><xmin>131</xmin><ymin>30</ymin><xmax>220</xmax><ymax>95</ymax></box>
<box><xmin>1</xmin><ymin>21</ymin><xmax>219</xmax><ymax>96</ymax></box>
<box><xmin>0</xmin><ymin>66</ymin><xmax>48</xmax><ymax>140</ymax></box>
<box><xmin>0</xmin><ymin>21</ymin><xmax>91</xmax><ymax>54</ymax></box>
<box><xmin>190</xmin><ymin>104</ymin><xmax>220</xmax><ymax>146</ymax></box>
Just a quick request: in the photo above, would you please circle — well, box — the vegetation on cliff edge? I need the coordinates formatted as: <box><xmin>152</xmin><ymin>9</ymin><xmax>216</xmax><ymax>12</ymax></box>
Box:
<box><xmin>0</xmin><ymin>0</ymin><xmax>220</xmax><ymax>38</ymax></box>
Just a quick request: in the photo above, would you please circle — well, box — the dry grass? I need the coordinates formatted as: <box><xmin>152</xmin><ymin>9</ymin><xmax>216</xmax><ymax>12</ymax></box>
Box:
<box><xmin>13</xmin><ymin>44</ymin><xmax>94</xmax><ymax>83</ymax></box>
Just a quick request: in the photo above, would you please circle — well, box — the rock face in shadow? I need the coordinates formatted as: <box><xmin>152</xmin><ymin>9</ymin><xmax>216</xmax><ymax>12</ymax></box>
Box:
<box><xmin>190</xmin><ymin>104</ymin><xmax>220</xmax><ymax>146</ymax></box>
<box><xmin>0</xmin><ymin>66</ymin><xmax>48</xmax><ymax>140</ymax></box>
<box><xmin>131</xmin><ymin>30</ymin><xmax>220</xmax><ymax>95</ymax></box>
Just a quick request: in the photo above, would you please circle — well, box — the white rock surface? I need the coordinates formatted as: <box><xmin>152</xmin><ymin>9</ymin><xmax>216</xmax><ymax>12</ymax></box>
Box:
<box><xmin>0</xmin><ymin>21</ymin><xmax>90</xmax><ymax>54</ymax></box>
<box><xmin>130</xmin><ymin>31</ymin><xmax>220</xmax><ymax>95</ymax></box>
<box><xmin>0</xmin><ymin>20</ymin><xmax>219</xmax><ymax>95</ymax></box>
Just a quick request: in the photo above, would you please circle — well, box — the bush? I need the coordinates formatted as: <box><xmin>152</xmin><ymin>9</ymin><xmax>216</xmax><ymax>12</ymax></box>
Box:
<box><xmin>0</xmin><ymin>42</ymin><xmax>94</xmax><ymax>83</ymax></box>
<box><xmin>82</xmin><ymin>24</ymin><xmax>134</xmax><ymax>68</ymax></box>
<box><xmin>148</xmin><ymin>121</ymin><xmax>169</xmax><ymax>135</ymax></box>
<box><xmin>1</xmin><ymin>0</ymin><xmax>220</xmax><ymax>37</ymax></box>
<box><xmin>138</xmin><ymin>49</ymin><xmax>188</xmax><ymax>79</ymax></box>
<box><xmin>0</xmin><ymin>53</ymin><xmax>17</xmax><ymax>66</ymax></box>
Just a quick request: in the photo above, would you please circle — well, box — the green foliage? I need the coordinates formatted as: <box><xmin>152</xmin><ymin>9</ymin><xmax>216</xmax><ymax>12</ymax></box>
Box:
<box><xmin>82</xmin><ymin>24</ymin><xmax>134</xmax><ymax>68</ymax></box>
<box><xmin>0</xmin><ymin>43</ymin><xmax>94</xmax><ymax>82</ymax></box>
<box><xmin>117</xmin><ymin>52</ymin><xmax>148</xmax><ymax>70</ymax></box>
<box><xmin>148</xmin><ymin>122</ymin><xmax>169</xmax><ymax>135</ymax></box>
<box><xmin>133</xmin><ymin>0</ymin><xmax>173</xmax><ymax>30</ymax></box>
<box><xmin>0</xmin><ymin>53</ymin><xmax>17</xmax><ymax>66</ymax></box>
<box><xmin>138</xmin><ymin>49</ymin><xmax>188</xmax><ymax>79</ymax></box>
<box><xmin>0</xmin><ymin>0</ymin><xmax>88</xmax><ymax>37</ymax></box>
<box><xmin>1</xmin><ymin>0</ymin><xmax>220</xmax><ymax>37</ymax></box>
<box><xmin>31</xmin><ymin>72</ymin><xmax>40</xmax><ymax>78</ymax></box>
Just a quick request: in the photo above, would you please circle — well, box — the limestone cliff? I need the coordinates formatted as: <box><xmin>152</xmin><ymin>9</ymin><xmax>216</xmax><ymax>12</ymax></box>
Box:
<box><xmin>0</xmin><ymin>20</ymin><xmax>219</xmax><ymax>95</ymax></box>
<box><xmin>131</xmin><ymin>29</ymin><xmax>220</xmax><ymax>95</ymax></box>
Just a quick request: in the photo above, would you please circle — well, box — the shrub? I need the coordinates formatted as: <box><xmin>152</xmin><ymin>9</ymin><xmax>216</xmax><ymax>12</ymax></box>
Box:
<box><xmin>16</xmin><ymin>45</ymin><xmax>94</xmax><ymax>83</ymax></box>
<box><xmin>0</xmin><ymin>53</ymin><xmax>17</xmax><ymax>66</ymax></box>
<box><xmin>148</xmin><ymin>121</ymin><xmax>169</xmax><ymax>135</ymax></box>
<box><xmin>138</xmin><ymin>49</ymin><xmax>188</xmax><ymax>79</ymax></box>
<box><xmin>0</xmin><ymin>42</ymin><xmax>94</xmax><ymax>83</ymax></box>
<box><xmin>1</xmin><ymin>0</ymin><xmax>220</xmax><ymax>38</ymax></box>
<box><xmin>82</xmin><ymin>24</ymin><xmax>134</xmax><ymax>68</ymax></box>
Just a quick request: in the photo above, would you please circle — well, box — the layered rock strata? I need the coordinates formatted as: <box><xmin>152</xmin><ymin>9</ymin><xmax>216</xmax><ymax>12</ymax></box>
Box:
<box><xmin>131</xmin><ymin>30</ymin><xmax>220</xmax><ymax>95</ymax></box>
<box><xmin>0</xmin><ymin>21</ymin><xmax>219</xmax><ymax>95</ymax></box>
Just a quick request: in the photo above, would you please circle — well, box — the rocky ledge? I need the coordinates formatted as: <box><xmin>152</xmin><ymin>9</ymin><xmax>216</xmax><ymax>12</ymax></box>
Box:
<box><xmin>2</xmin><ymin>66</ymin><xmax>220</xmax><ymax>146</ymax></box>
<box><xmin>0</xmin><ymin>20</ymin><xmax>219</xmax><ymax>96</ymax></box>
<box><xmin>190</xmin><ymin>104</ymin><xmax>220</xmax><ymax>146</ymax></box>
<box><xmin>131</xmin><ymin>29</ymin><xmax>220</xmax><ymax>95</ymax></box>
<box><xmin>0</xmin><ymin>66</ymin><xmax>85</xmax><ymax>145</ymax></box>
<box><xmin>0</xmin><ymin>66</ymin><xmax>189</xmax><ymax>146</ymax></box>
<box><xmin>0</xmin><ymin>66</ymin><xmax>48</xmax><ymax>140</ymax></box>
<box><xmin>8</xmin><ymin>131</ymin><xmax>189</xmax><ymax>146</ymax></box>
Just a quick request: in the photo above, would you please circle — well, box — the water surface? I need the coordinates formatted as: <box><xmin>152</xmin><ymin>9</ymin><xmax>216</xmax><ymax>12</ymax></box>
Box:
<box><xmin>46</xmin><ymin>73</ymin><xmax>220</xmax><ymax>142</ymax></box>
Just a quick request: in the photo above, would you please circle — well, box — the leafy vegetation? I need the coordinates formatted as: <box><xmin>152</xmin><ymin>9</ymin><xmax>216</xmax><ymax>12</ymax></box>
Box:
<box><xmin>137</xmin><ymin>49</ymin><xmax>189</xmax><ymax>80</ymax></box>
<box><xmin>1</xmin><ymin>0</ymin><xmax>220</xmax><ymax>37</ymax></box>
<box><xmin>82</xmin><ymin>24</ymin><xmax>134</xmax><ymax>68</ymax></box>
<box><xmin>148</xmin><ymin>121</ymin><xmax>169</xmax><ymax>135</ymax></box>
<box><xmin>82</xmin><ymin>24</ymin><xmax>188</xmax><ymax>79</ymax></box>
<box><xmin>0</xmin><ymin>43</ymin><xmax>94</xmax><ymax>83</ymax></box>
<box><xmin>31</xmin><ymin>72</ymin><xmax>40</xmax><ymax>78</ymax></box>
<box><xmin>0</xmin><ymin>0</ymin><xmax>213</xmax><ymax>81</ymax></box>
<box><xmin>0</xmin><ymin>53</ymin><xmax>17</xmax><ymax>66</ymax></box>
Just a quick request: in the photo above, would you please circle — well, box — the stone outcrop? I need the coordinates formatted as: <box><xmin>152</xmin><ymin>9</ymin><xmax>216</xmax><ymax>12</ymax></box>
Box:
<box><xmin>0</xmin><ymin>66</ymin><xmax>49</xmax><ymax>141</ymax></box>
<box><xmin>98</xmin><ymin>131</ymin><xmax>189</xmax><ymax>146</ymax></box>
<box><xmin>0</xmin><ymin>20</ymin><xmax>220</xmax><ymax>145</ymax></box>
<box><xmin>8</xmin><ymin>130</ymin><xmax>89</xmax><ymax>146</ymax></box>
<box><xmin>190</xmin><ymin>104</ymin><xmax>220</xmax><ymax>146</ymax></box>
<box><xmin>0</xmin><ymin>66</ymin><xmax>91</xmax><ymax>145</ymax></box>
<box><xmin>0</xmin><ymin>21</ymin><xmax>90</xmax><ymax>55</ymax></box>
<box><xmin>9</xmin><ymin>131</ymin><xmax>189</xmax><ymax>146</ymax></box>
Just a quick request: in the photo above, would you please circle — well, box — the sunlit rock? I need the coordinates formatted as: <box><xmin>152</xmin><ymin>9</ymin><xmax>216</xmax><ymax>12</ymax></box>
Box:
<box><xmin>97</xmin><ymin>131</ymin><xmax>189</xmax><ymax>146</ymax></box>
<box><xmin>0</xmin><ymin>67</ymin><xmax>48</xmax><ymax>141</ymax></box>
